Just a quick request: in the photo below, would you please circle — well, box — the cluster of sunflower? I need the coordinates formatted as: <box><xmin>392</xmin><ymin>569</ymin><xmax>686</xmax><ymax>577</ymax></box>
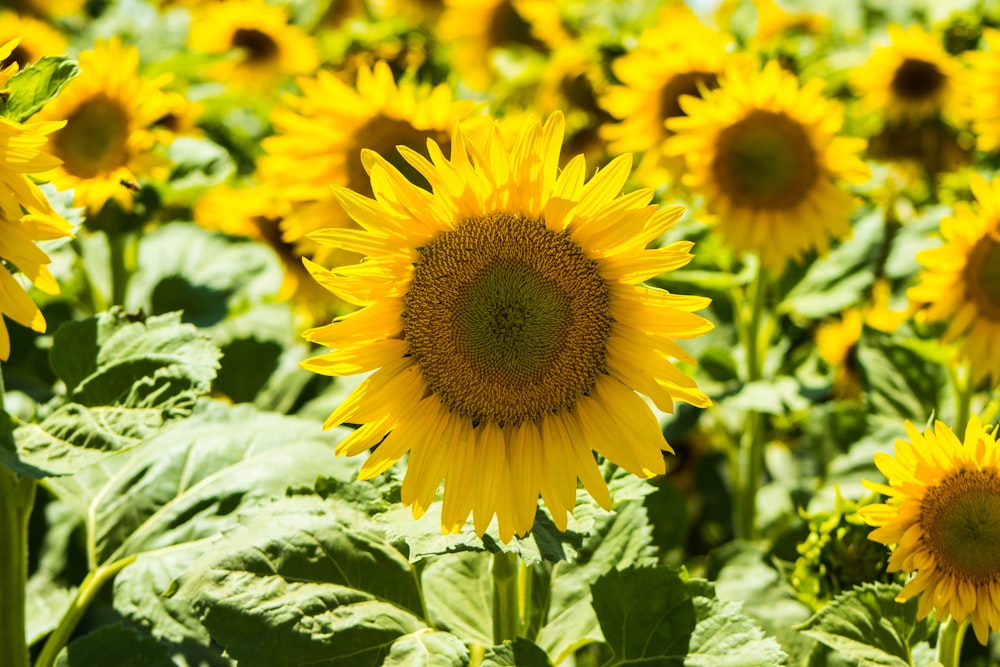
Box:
<box><xmin>5</xmin><ymin>0</ymin><xmax>1000</xmax><ymax>661</ymax></box>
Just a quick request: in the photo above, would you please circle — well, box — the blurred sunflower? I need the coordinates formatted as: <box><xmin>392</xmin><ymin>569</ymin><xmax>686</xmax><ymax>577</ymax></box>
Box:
<box><xmin>716</xmin><ymin>0</ymin><xmax>828</xmax><ymax>47</ymax></box>
<box><xmin>33</xmin><ymin>38</ymin><xmax>175</xmax><ymax>213</ymax></box>
<box><xmin>600</xmin><ymin>5</ymin><xmax>732</xmax><ymax>189</ymax></box>
<box><xmin>259</xmin><ymin>61</ymin><xmax>482</xmax><ymax>323</ymax></box>
<box><xmin>0</xmin><ymin>10</ymin><xmax>66</xmax><ymax>69</ymax></box>
<box><xmin>187</xmin><ymin>0</ymin><xmax>319</xmax><ymax>89</ymax></box>
<box><xmin>9</xmin><ymin>0</ymin><xmax>82</xmax><ymax>19</ymax></box>
<box><xmin>302</xmin><ymin>112</ymin><xmax>713</xmax><ymax>541</ymax></box>
<box><xmin>665</xmin><ymin>60</ymin><xmax>869</xmax><ymax>269</ymax></box>
<box><xmin>963</xmin><ymin>29</ymin><xmax>1000</xmax><ymax>152</ymax></box>
<box><xmin>0</xmin><ymin>40</ymin><xmax>74</xmax><ymax>360</ymax></box>
<box><xmin>907</xmin><ymin>174</ymin><xmax>1000</xmax><ymax>386</ymax></box>
<box><xmin>860</xmin><ymin>416</ymin><xmax>1000</xmax><ymax>644</ymax></box>
<box><xmin>852</xmin><ymin>24</ymin><xmax>963</xmax><ymax>124</ymax></box>
<box><xmin>437</xmin><ymin>0</ymin><xmax>568</xmax><ymax>91</ymax></box>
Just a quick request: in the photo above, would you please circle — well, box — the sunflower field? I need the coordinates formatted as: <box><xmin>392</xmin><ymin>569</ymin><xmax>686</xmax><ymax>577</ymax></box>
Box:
<box><xmin>3</xmin><ymin>0</ymin><xmax>1000</xmax><ymax>665</ymax></box>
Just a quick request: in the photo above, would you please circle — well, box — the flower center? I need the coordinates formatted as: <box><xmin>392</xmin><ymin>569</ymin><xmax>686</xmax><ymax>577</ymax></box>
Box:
<box><xmin>231</xmin><ymin>27</ymin><xmax>280</xmax><ymax>65</ymax></box>
<box><xmin>710</xmin><ymin>109</ymin><xmax>819</xmax><ymax>210</ymax></box>
<box><xmin>487</xmin><ymin>0</ymin><xmax>548</xmax><ymax>52</ymax></box>
<box><xmin>403</xmin><ymin>212</ymin><xmax>612</xmax><ymax>425</ymax></box>
<box><xmin>52</xmin><ymin>94</ymin><xmax>130</xmax><ymax>179</ymax></box>
<box><xmin>963</xmin><ymin>233</ymin><xmax>1000</xmax><ymax>322</ymax></box>
<box><xmin>921</xmin><ymin>469</ymin><xmax>1000</xmax><ymax>585</ymax></box>
<box><xmin>347</xmin><ymin>114</ymin><xmax>448</xmax><ymax>197</ymax></box>
<box><xmin>0</xmin><ymin>44</ymin><xmax>30</xmax><ymax>70</ymax></box>
<box><xmin>891</xmin><ymin>58</ymin><xmax>945</xmax><ymax>101</ymax></box>
<box><xmin>660</xmin><ymin>71</ymin><xmax>719</xmax><ymax>124</ymax></box>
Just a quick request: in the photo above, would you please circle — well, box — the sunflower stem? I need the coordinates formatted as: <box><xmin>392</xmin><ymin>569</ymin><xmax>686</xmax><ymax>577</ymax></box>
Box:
<box><xmin>33</xmin><ymin>555</ymin><xmax>137</xmax><ymax>667</ymax></box>
<box><xmin>736</xmin><ymin>261</ymin><xmax>768</xmax><ymax>540</ymax></box>
<box><xmin>0</xmin><ymin>363</ymin><xmax>36</xmax><ymax>667</ymax></box>
<box><xmin>108</xmin><ymin>231</ymin><xmax>135</xmax><ymax>307</ymax></box>
<box><xmin>951</xmin><ymin>361</ymin><xmax>974</xmax><ymax>436</ymax></box>
<box><xmin>936</xmin><ymin>617</ymin><xmax>968</xmax><ymax>667</ymax></box>
<box><xmin>492</xmin><ymin>551</ymin><xmax>521</xmax><ymax>644</ymax></box>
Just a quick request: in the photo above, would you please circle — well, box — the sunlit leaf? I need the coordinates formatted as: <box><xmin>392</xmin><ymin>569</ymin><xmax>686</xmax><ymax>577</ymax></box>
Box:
<box><xmin>1</xmin><ymin>56</ymin><xmax>79</xmax><ymax>122</ymax></box>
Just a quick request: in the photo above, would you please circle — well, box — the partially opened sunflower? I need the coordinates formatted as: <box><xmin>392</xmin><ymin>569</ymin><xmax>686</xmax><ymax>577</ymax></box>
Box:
<box><xmin>302</xmin><ymin>112</ymin><xmax>713</xmax><ymax>541</ymax></box>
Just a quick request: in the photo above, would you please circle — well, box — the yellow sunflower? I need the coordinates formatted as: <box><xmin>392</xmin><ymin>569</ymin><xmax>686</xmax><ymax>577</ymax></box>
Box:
<box><xmin>0</xmin><ymin>40</ymin><xmax>74</xmax><ymax>360</ymax></box>
<box><xmin>907</xmin><ymin>174</ymin><xmax>1000</xmax><ymax>386</ymax></box>
<box><xmin>187</xmin><ymin>0</ymin><xmax>319</xmax><ymax>89</ymax></box>
<box><xmin>32</xmin><ymin>38</ymin><xmax>174</xmax><ymax>213</ymax></box>
<box><xmin>963</xmin><ymin>29</ymin><xmax>1000</xmax><ymax>152</ymax></box>
<box><xmin>860</xmin><ymin>416</ymin><xmax>1000</xmax><ymax>644</ymax></box>
<box><xmin>600</xmin><ymin>5</ymin><xmax>732</xmax><ymax>189</ymax></box>
<box><xmin>9</xmin><ymin>0</ymin><xmax>82</xmax><ymax>19</ymax></box>
<box><xmin>0</xmin><ymin>11</ymin><xmax>66</xmax><ymax>69</ymax></box>
<box><xmin>259</xmin><ymin>61</ymin><xmax>483</xmax><ymax>323</ymax></box>
<box><xmin>301</xmin><ymin>112</ymin><xmax>713</xmax><ymax>541</ymax></box>
<box><xmin>436</xmin><ymin>0</ymin><xmax>568</xmax><ymax>91</ymax></box>
<box><xmin>665</xmin><ymin>60</ymin><xmax>870</xmax><ymax>269</ymax></box>
<box><xmin>851</xmin><ymin>24</ymin><xmax>964</xmax><ymax>125</ymax></box>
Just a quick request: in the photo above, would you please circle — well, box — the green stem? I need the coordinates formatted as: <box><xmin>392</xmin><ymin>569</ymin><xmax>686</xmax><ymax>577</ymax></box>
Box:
<box><xmin>936</xmin><ymin>617</ymin><xmax>968</xmax><ymax>667</ymax></box>
<box><xmin>33</xmin><ymin>556</ymin><xmax>137</xmax><ymax>667</ymax></box>
<box><xmin>0</xmin><ymin>362</ymin><xmax>37</xmax><ymax>667</ymax></box>
<box><xmin>491</xmin><ymin>551</ymin><xmax>521</xmax><ymax>644</ymax></box>
<box><xmin>108</xmin><ymin>232</ymin><xmax>134</xmax><ymax>307</ymax></box>
<box><xmin>736</xmin><ymin>261</ymin><xmax>768</xmax><ymax>541</ymax></box>
<box><xmin>951</xmin><ymin>362</ymin><xmax>974</xmax><ymax>436</ymax></box>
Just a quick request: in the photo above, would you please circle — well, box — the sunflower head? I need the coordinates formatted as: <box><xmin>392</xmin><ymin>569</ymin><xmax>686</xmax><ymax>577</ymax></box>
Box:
<box><xmin>852</xmin><ymin>24</ymin><xmax>963</xmax><ymax>125</ymax></box>
<box><xmin>188</xmin><ymin>0</ymin><xmax>320</xmax><ymax>89</ymax></box>
<box><xmin>963</xmin><ymin>29</ymin><xmax>1000</xmax><ymax>152</ymax></box>
<box><xmin>860</xmin><ymin>416</ymin><xmax>1000</xmax><ymax>644</ymax></box>
<box><xmin>301</xmin><ymin>112</ymin><xmax>713</xmax><ymax>541</ymax></box>
<box><xmin>907</xmin><ymin>174</ymin><xmax>1000</xmax><ymax>386</ymax></box>
<box><xmin>32</xmin><ymin>38</ymin><xmax>175</xmax><ymax>213</ymax></box>
<box><xmin>665</xmin><ymin>60</ymin><xmax>870</xmax><ymax>270</ymax></box>
<box><xmin>0</xmin><ymin>10</ymin><xmax>67</xmax><ymax>70</ymax></box>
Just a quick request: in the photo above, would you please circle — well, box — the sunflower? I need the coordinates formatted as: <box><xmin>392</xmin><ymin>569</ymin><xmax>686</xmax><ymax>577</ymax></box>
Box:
<box><xmin>851</xmin><ymin>24</ymin><xmax>964</xmax><ymax>125</ymax></box>
<box><xmin>600</xmin><ymin>5</ymin><xmax>732</xmax><ymax>189</ymax></box>
<box><xmin>9</xmin><ymin>0</ymin><xmax>82</xmax><ymax>19</ymax></box>
<box><xmin>963</xmin><ymin>29</ymin><xmax>1000</xmax><ymax>152</ymax></box>
<box><xmin>259</xmin><ymin>61</ymin><xmax>482</xmax><ymax>322</ymax></box>
<box><xmin>715</xmin><ymin>0</ymin><xmax>828</xmax><ymax>47</ymax></box>
<box><xmin>0</xmin><ymin>40</ymin><xmax>73</xmax><ymax>360</ymax></box>
<box><xmin>0</xmin><ymin>11</ymin><xmax>66</xmax><ymax>69</ymax></box>
<box><xmin>436</xmin><ymin>0</ymin><xmax>568</xmax><ymax>91</ymax></box>
<box><xmin>665</xmin><ymin>60</ymin><xmax>869</xmax><ymax>269</ymax></box>
<box><xmin>187</xmin><ymin>0</ymin><xmax>319</xmax><ymax>89</ymax></box>
<box><xmin>301</xmin><ymin>112</ymin><xmax>713</xmax><ymax>541</ymax></box>
<box><xmin>907</xmin><ymin>174</ymin><xmax>1000</xmax><ymax>386</ymax></box>
<box><xmin>860</xmin><ymin>416</ymin><xmax>1000</xmax><ymax>644</ymax></box>
<box><xmin>32</xmin><ymin>39</ymin><xmax>175</xmax><ymax>213</ymax></box>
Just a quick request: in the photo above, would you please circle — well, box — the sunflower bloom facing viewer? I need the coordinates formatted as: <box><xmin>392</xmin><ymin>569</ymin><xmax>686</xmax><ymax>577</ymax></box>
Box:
<box><xmin>665</xmin><ymin>60</ymin><xmax>869</xmax><ymax>269</ymax></box>
<box><xmin>860</xmin><ymin>416</ymin><xmax>1000</xmax><ymax>644</ymax></box>
<box><xmin>301</xmin><ymin>112</ymin><xmax>713</xmax><ymax>541</ymax></box>
<box><xmin>0</xmin><ymin>40</ymin><xmax>74</xmax><ymax>359</ymax></box>
<box><xmin>908</xmin><ymin>174</ymin><xmax>1000</xmax><ymax>387</ymax></box>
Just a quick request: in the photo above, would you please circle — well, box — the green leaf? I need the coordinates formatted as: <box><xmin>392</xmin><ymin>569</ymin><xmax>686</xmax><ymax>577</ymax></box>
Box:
<box><xmin>1</xmin><ymin>56</ymin><xmax>79</xmax><ymax>122</ymax></box>
<box><xmin>384</xmin><ymin>630</ymin><xmax>469</xmax><ymax>666</ymax></box>
<box><xmin>856</xmin><ymin>328</ymin><xmax>949</xmax><ymax>424</ymax></box>
<box><xmin>162</xmin><ymin>137</ymin><xmax>236</xmax><ymax>202</ymax></box>
<box><xmin>726</xmin><ymin>376</ymin><xmax>811</xmax><ymax>415</ymax></box>
<box><xmin>796</xmin><ymin>583</ymin><xmax>937</xmax><ymax>667</ymax></box>
<box><xmin>422</xmin><ymin>551</ymin><xmax>493</xmax><ymax>645</ymax></box>
<box><xmin>482</xmin><ymin>638</ymin><xmax>554</xmax><ymax>666</ymax></box>
<box><xmin>172</xmin><ymin>494</ymin><xmax>426</xmax><ymax>667</ymax></box>
<box><xmin>686</xmin><ymin>597</ymin><xmax>787</xmax><ymax>667</ymax></box>
<box><xmin>591</xmin><ymin>566</ymin><xmax>697</xmax><ymax>665</ymax></box>
<box><xmin>536</xmin><ymin>499</ymin><xmax>657</xmax><ymax>663</ymax></box>
<box><xmin>2</xmin><ymin>311</ymin><xmax>220</xmax><ymax>478</ymax></box>
<box><xmin>54</xmin><ymin>623</ymin><xmax>173</xmax><ymax>667</ymax></box>
<box><xmin>26</xmin><ymin>575</ymin><xmax>76</xmax><ymax>646</ymax></box>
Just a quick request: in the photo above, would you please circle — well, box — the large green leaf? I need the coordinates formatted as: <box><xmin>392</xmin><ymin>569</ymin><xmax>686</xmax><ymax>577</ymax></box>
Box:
<box><xmin>422</xmin><ymin>550</ymin><xmax>493</xmax><ymax>645</ymax></box>
<box><xmin>172</xmin><ymin>494</ymin><xmax>426</xmax><ymax>667</ymax></box>
<box><xmin>856</xmin><ymin>328</ymin><xmax>950</xmax><ymax>425</ymax></box>
<box><xmin>3</xmin><ymin>311</ymin><xmax>220</xmax><ymax>478</ymax></box>
<box><xmin>482</xmin><ymin>638</ymin><xmax>554</xmax><ymax>666</ymax></box>
<box><xmin>796</xmin><ymin>583</ymin><xmax>937</xmax><ymax>667</ymax></box>
<box><xmin>54</xmin><ymin>623</ymin><xmax>174</xmax><ymax>667</ymax></box>
<box><xmin>1</xmin><ymin>55</ymin><xmax>79</xmax><ymax>122</ymax></box>
<box><xmin>686</xmin><ymin>597</ymin><xmax>787</xmax><ymax>667</ymax></box>
<box><xmin>536</xmin><ymin>499</ymin><xmax>657</xmax><ymax>663</ymax></box>
<box><xmin>383</xmin><ymin>630</ymin><xmax>469</xmax><ymax>667</ymax></box>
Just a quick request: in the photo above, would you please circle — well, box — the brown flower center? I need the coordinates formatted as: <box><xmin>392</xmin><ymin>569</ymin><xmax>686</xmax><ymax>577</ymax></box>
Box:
<box><xmin>710</xmin><ymin>109</ymin><xmax>819</xmax><ymax>211</ymax></box>
<box><xmin>231</xmin><ymin>27</ymin><xmax>280</xmax><ymax>65</ymax></box>
<box><xmin>891</xmin><ymin>58</ymin><xmax>945</xmax><ymax>101</ymax></box>
<box><xmin>53</xmin><ymin>94</ymin><xmax>130</xmax><ymax>179</ymax></box>
<box><xmin>660</xmin><ymin>71</ymin><xmax>719</xmax><ymax>124</ymax></box>
<box><xmin>346</xmin><ymin>114</ymin><xmax>449</xmax><ymax>197</ymax></box>
<box><xmin>921</xmin><ymin>469</ymin><xmax>1000</xmax><ymax>584</ymax></box>
<box><xmin>963</xmin><ymin>233</ymin><xmax>1000</xmax><ymax>322</ymax></box>
<box><xmin>403</xmin><ymin>212</ymin><xmax>612</xmax><ymax>425</ymax></box>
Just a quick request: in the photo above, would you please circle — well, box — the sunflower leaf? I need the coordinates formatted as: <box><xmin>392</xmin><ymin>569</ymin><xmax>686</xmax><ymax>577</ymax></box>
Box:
<box><xmin>482</xmin><ymin>638</ymin><xmax>554</xmax><ymax>666</ymax></box>
<box><xmin>383</xmin><ymin>630</ymin><xmax>469</xmax><ymax>666</ymax></box>
<box><xmin>1</xmin><ymin>55</ymin><xmax>79</xmax><ymax>122</ymax></box>
<box><xmin>856</xmin><ymin>327</ymin><xmax>950</xmax><ymax>425</ymax></box>
<box><xmin>795</xmin><ymin>582</ymin><xmax>938</xmax><ymax>667</ymax></box>
<box><xmin>1</xmin><ymin>311</ymin><xmax>219</xmax><ymax>478</ymax></box>
<box><xmin>53</xmin><ymin>622</ymin><xmax>174</xmax><ymax>667</ymax></box>
<box><xmin>170</xmin><ymin>493</ymin><xmax>426</xmax><ymax>667</ymax></box>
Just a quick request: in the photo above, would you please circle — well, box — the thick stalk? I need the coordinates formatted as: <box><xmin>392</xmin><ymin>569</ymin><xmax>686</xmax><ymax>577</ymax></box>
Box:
<box><xmin>0</xmin><ymin>362</ymin><xmax>36</xmax><ymax>667</ymax></box>
<box><xmin>108</xmin><ymin>232</ymin><xmax>134</xmax><ymax>307</ymax></box>
<box><xmin>736</xmin><ymin>262</ymin><xmax>767</xmax><ymax>540</ymax></box>
<box><xmin>936</xmin><ymin>618</ymin><xmax>968</xmax><ymax>667</ymax></box>
<box><xmin>33</xmin><ymin>556</ymin><xmax>136</xmax><ymax>667</ymax></box>
<box><xmin>491</xmin><ymin>551</ymin><xmax>521</xmax><ymax>644</ymax></box>
<box><xmin>950</xmin><ymin>362</ymin><xmax>974</xmax><ymax>436</ymax></box>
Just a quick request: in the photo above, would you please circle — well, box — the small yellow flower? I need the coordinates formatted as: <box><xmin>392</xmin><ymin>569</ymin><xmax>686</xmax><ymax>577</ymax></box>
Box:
<box><xmin>860</xmin><ymin>416</ymin><xmax>1000</xmax><ymax>644</ymax></box>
